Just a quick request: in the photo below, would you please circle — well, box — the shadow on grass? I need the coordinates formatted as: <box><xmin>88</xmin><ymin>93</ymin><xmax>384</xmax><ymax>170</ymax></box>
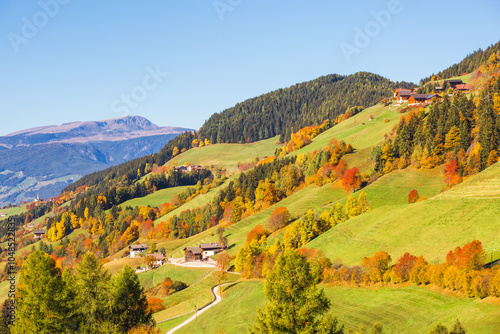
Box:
<box><xmin>222</xmin><ymin>281</ymin><xmax>241</xmax><ymax>293</ymax></box>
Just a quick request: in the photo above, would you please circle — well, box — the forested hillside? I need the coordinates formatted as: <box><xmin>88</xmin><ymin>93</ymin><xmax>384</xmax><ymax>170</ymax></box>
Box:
<box><xmin>197</xmin><ymin>72</ymin><xmax>414</xmax><ymax>144</ymax></box>
<box><xmin>421</xmin><ymin>40</ymin><xmax>500</xmax><ymax>83</ymax></box>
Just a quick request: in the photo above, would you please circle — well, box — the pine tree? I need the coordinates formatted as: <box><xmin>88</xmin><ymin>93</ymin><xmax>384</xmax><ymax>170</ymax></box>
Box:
<box><xmin>249</xmin><ymin>250</ymin><xmax>343</xmax><ymax>334</ymax></box>
<box><xmin>74</xmin><ymin>253</ymin><xmax>113</xmax><ymax>333</ymax></box>
<box><xmin>111</xmin><ymin>265</ymin><xmax>153</xmax><ymax>332</ymax></box>
<box><xmin>12</xmin><ymin>250</ymin><xmax>67</xmax><ymax>334</ymax></box>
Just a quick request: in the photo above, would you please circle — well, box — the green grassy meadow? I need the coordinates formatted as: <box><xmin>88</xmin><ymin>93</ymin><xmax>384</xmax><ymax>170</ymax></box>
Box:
<box><xmin>0</xmin><ymin>205</ymin><xmax>26</xmax><ymax>219</ymax></box>
<box><xmin>138</xmin><ymin>264</ymin><xmax>213</xmax><ymax>289</ymax></box>
<box><xmin>119</xmin><ymin>185</ymin><xmax>191</xmax><ymax>209</ymax></box>
<box><xmin>165</xmin><ymin>136</ymin><xmax>281</xmax><ymax>171</ymax></box>
<box><xmin>152</xmin><ymin>271</ymin><xmax>239</xmax><ymax>322</ymax></box>
<box><xmin>173</xmin><ymin>280</ymin><xmax>500</xmax><ymax>334</ymax></box>
<box><xmin>307</xmin><ymin>163</ymin><xmax>500</xmax><ymax>265</ymax></box>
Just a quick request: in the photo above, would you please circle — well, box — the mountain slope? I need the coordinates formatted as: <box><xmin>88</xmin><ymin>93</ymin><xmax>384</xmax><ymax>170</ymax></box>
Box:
<box><xmin>0</xmin><ymin>116</ymin><xmax>192</xmax><ymax>205</ymax></box>
<box><xmin>198</xmin><ymin>72</ymin><xmax>414</xmax><ymax>144</ymax></box>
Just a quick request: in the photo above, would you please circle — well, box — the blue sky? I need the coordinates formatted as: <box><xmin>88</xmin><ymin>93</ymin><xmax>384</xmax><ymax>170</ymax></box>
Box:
<box><xmin>0</xmin><ymin>0</ymin><xmax>499</xmax><ymax>136</ymax></box>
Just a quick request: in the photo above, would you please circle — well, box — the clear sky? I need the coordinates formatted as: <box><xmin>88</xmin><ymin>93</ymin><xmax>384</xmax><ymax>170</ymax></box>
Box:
<box><xmin>1</xmin><ymin>0</ymin><xmax>499</xmax><ymax>136</ymax></box>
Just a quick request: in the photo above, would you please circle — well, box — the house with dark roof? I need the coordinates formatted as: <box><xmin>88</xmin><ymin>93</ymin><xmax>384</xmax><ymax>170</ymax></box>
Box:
<box><xmin>395</xmin><ymin>90</ymin><xmax>412</xmax><ymax>103</ymax></box>
<box><xmin>129</xmin><ymin>244</ymin><xmax>149</xmax><ymax>258</ymax></box>
<box><xmin>200</xmin><ymin>243</ymin><xmax>224</xmax><ymax>259</ymax></box>
<box><xmin>445</xmin><ymin>79</ymin><xmax>463</xmax><ymax>88</ymax></box>
<box><xmin>184</xmin><ymin>246</ymin><xmax>202</xmax><ymax>262</ymax></box>
<box><xmin>34</xmin><ymin>229</ymin><xmax>45</xmax><ymax>239</ymax></box>
<box><xmin>150</xmin><ymin>253</ymin><xmax>166</xmax><ymax>267</ymax></box>
<box><xmin>408</xmin><ymin>94</ymin><xmax>441</xmax><ymax>106</ymax></box>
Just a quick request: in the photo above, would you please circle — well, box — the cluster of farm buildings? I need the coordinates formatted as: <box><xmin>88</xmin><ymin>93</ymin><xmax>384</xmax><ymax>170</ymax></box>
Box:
<box><xmin>174</xmin><ymin>165</ymin><xmax>205</xmax><ymax>173</ymax></box>
<box><xmin>394</xmin><ymin>79</ymin><xmax>469</xmax><ymax>106</ymax></box>
<box><xmin>127</xmin><ymin>242</ymin><xmax>224</xmax><ymax>263</ymax></box>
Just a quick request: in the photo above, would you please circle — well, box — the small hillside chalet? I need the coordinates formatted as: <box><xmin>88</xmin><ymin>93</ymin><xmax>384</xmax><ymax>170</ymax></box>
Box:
<box><xmin>33</xmin><ymin>230</ymin><xmax>45</xmax><ymax>239</ymax></box>
<box><xmin>408</xmin><ymin>94</ymin><xmax>441</xmax><ymax>106</ymax></box>
<box><xmin>184</xmin><ymin>247</ymin><xmax>202</xmax><ymax>261</ymax></box>
<box><xmin>454</xmin><ymin>84</ymin><xmax>470</xmax><ymax>92</ymax></box>
<box><xmin>200</xmin><ymin>243</ymin><xmax>224</xmax><ymax>258</ymax></box>
<box><xmin>184</xmin><ymin>243</ymin><xmax>225</xmax><ymax>262</ymax></box>
<box><xmin>150</xmin><ymin>253</ymin><xmax>165</xmax><ymax>267</ymax></box>
<box><xmin>395</xmin><ymin>90</ymin><xmax>412</xmax><ymax>103</ymax></box>
<box><xmin>445</xmin><ymin>79</ymin><xmax>463</xmax><ymax>88</ymax></box>
<box><xmin>129</xmin><ymin>244</ymin><xmax>149</xmax><ymax>258</ymax></box>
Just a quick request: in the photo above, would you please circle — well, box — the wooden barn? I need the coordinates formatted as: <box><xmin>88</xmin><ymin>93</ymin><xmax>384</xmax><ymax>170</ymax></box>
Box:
<box><xmin>445</xmin><ymin>79</ymin><xmax>463</xmax><ymax>88</ymax></box>
<box><xmin>408</xmin><ymin>94</ymin><xmax>441</xmax><ymax>106</ymax></box>
<box><xmin>184</xmin><ymin>247</ymin><xmax>203</xmax><ymax>262</ymax></box>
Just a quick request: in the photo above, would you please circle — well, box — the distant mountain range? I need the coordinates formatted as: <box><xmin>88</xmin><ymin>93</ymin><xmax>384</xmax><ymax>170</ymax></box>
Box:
<box><xmin>0</xmin><ymin>116</ymin><xmax>192</xmax><ymax>205</ymax></box>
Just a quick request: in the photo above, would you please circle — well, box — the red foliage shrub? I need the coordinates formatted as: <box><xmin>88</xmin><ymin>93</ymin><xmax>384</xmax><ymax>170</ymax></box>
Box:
<box><xmin>408</xmin><ymin>189</ymin><xmax>420</xmax><ymax>204</ymax></box>
<box><xmin>342</xmin><ymin>167</ymin><xmax>361</xmax><ymax>194</ymax></box>
<box><xmin>394</xmin><ymin>252</ymin><xmax>418</xmax><ymax>282</ymax></box>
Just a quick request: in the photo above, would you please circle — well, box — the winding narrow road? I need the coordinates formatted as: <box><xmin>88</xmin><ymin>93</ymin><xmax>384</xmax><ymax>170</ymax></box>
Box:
<box><xmin>165</xmin><ymin>283</ymin><xmax>228</xmax><ymax>334</ymax></box>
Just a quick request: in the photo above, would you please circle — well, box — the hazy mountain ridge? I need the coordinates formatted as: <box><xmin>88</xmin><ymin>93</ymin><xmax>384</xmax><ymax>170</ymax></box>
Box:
<box><xmin>0</xmin><ymin>115</ymin><xmax>188</xmax><ymax>147</ymax></box>
<box><xmin>0</xmin><ymin>116</ymin><xmax>193</xmax><ymax>205</ymax></box>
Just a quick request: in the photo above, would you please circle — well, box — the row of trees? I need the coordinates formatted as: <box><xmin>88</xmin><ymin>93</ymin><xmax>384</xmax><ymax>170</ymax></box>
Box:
<box><xmin>323</xmin><ymin>240</ymin><xmax>500</xmax><ymax>299</ymax></box>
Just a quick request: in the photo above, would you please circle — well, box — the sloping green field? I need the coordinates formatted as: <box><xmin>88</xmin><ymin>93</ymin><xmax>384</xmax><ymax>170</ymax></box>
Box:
<box><xmin>0</xmin><ymin>205</ymin><xmax>26</xmax><ymax>219</ymax></box>
<box><xmin>173</xmin><ymin>280</ymin><xmax>500</xmax><ymax>334</ymax></box>
<box><xmin>119</xmin><ymin>185</ymin><xmax>191</xmax><ymax>209</ymax></box>
<box><xmin>165</xmin><ymin>136</ymin><xmax>281</xmax><ymax>171</ymax></box>
<box><xmin>152</xmin><ymin>271</ymin><xmax>239</xmax><ymax>322</ymax></box>
<box><xmin>307</xmin><ymin>163</ymin><xmax>500</xmax><ymax>265</ymax></box>
<box><xmin>138</xmin><ymin>264</ymin><xmax>213</xmax><ymax>289</ymax></box>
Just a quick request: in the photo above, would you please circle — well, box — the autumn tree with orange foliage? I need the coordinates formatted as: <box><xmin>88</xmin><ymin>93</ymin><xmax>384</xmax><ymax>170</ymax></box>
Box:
<box><xmin>334</xmin><ymin>160</ymin><xmax>348</xmax><ymax>179</ymax></box>
<box><xmin>161</xmin><ymin>277</ymin><xmax>173</xmax><ymax>296</ymax></box>
<box><xmin>146</xmin><ymin>297</ymin><xmax>165</xmax><ymax>314</ymax></box>
<box><xmin>361</xmin><ymin>251</ymin><xmax>391</xmax><ymax>283</ymax></box>
<box><xmin>444</xmin><ymin>159</ymin><xmax>461</xmax><ymax>188</ymax></box>
<box><xmin>268</xmin><ymin>207</ymin><xmax>291</xmax><ymax>232</ymax></box>
<box><xmin>247</xmin><ymin>224</ymin><xmax>269</xmax><ymax>243</ymax></box>
<box><xmin>446</xmin><ymin>240</ymin><xmax>485</xmax><ymax>271</ymax></box>
<box><xmin>342</xmin><ymin>167</ymin><xmax>361</xmax><ymax>194</ymax></box>
<box><xmin>393</xmin><ymin>252</ymin><xmax>418</xmax><ymax>282</ymax></box>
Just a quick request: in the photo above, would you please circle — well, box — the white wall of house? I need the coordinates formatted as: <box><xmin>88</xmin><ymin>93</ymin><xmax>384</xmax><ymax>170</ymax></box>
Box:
<box><xmin>202</xmin><ymin>250</ymin><xmax>215</xmax><ymax>259</ymax></box>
